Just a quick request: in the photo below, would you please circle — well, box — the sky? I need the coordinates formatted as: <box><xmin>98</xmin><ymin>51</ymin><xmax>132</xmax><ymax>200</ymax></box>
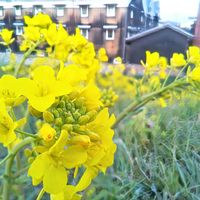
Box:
<box><xmin>160</xmin><ymin>0</ymin><xmax>199</xmax><ymax>25</ymax></box>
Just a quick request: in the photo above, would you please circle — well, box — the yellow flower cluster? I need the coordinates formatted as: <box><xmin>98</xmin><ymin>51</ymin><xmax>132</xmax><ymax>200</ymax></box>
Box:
<box><xmin>0</xmin><ymin>63</ymin><xmax>116</xmax><ymax>199</ymax></box>
<box><xmin>97</xmin><ymin>60</ymin><xmax>136</xmax><ymax>101</ymax></box>
<box><xmin>0</xmin><ymin>13</ymin><xmax>117</xmax><ymax>200</ymax></box>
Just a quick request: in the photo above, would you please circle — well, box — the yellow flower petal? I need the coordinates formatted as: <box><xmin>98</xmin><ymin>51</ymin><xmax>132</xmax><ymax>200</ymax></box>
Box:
<box><xmin>62</xmin><ymin>145</ymin><xmax>87</xmax><ymax>169</ymax></box>
<box><xmin>43</xmin><ymin>164</ymin><xmax>67</xmax><ymax>194</ymax></box>
<box><xmin>28</xmin><ymin>153</ymin><xmax>51</xmax><ymax>186</ymax></box>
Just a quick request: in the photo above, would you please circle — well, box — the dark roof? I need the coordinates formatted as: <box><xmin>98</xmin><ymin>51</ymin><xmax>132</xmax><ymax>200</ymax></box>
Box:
<box><xmin>126</xmin><ymin>23</ymin><xmax>194</xmax><ymax>43</ymax></box>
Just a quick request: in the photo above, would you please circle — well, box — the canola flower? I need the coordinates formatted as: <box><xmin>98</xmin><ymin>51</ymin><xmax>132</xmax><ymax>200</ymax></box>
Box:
<box><xmin>0</xmin><ymin>13</ymin><xmax>200</xmax><ymax>200</ymax></box>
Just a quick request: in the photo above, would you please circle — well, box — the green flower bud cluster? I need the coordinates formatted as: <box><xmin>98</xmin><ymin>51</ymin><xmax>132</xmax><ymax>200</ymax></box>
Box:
<box><xmin>101</xmin><ymin>88</ymin><xmax>118</xmax><ymax>107</ymax></box>
<box><xmin>43</xmin><ymin>95</ymin><xmax>97</xmax><ymax>131</ymax></box>
<box><xmin>24</xmin><ymin>148</ymin><xmax>35</xmax><ymax>163</ymax></box>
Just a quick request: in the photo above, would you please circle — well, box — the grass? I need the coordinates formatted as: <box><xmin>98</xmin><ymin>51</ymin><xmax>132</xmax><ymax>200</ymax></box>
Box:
<box><xmin>85</xmin><ymin>97</ymin><xmax>200</xmax><ymax>200</ymax></box>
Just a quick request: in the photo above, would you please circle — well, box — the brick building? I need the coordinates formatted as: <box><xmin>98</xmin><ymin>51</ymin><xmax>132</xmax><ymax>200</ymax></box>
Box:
<box><xmin>0</xmin><ymin>0</ymin><xmax>130</xmax><ymax>59</ymax></box>
<box><xmin>0</xmin><ymin>0</ymin><xmax>159</xmax><ymax>60</ymax></box>
<box><xmin>193</xmin><ymin>2</ymin><xmax>200</xmax><ymax>47</ymax></box>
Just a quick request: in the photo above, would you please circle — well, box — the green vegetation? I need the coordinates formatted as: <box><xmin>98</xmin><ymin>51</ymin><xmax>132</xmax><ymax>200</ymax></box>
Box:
<box><xmin>85</xmin><ymin>98</ymin><xmax>200</xmax><ymax>200</ymax></box>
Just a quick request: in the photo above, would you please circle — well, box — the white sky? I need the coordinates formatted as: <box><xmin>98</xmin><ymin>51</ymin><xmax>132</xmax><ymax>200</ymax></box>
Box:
<box><xmin>160</xmin><ymin>0</ymin><xmax>199</xmax><ymax>23</ymax></box>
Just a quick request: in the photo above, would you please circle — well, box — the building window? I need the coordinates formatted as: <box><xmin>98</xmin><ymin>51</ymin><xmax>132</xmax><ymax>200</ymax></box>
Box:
<box><xmin>80</xmin><ymin>29</ymin><xmax>89</xmax><ymax>39</ymax></box>
<box><xmin>56</xmin><ymin>6</ymin><xmax>65</xmax><ymax>17</ymax></box>
<box><xmin>141</xmin><ymin>15</ymin><xmax>145</xmax><ymax>23</ymax></box>
<box><xmin>80</xmin><ymin>5</ymin><xmax>89</xmax><ymax>18</ymax></box>
<box><xmin>106</xmin><ymin>4</ymin><xmax>116</xmax><ymax>17</ymax></box>
<box><xmin>15</xmin><ymin>26</ymin><xmax>23</xmax><ymax>35</ymax></box>
<box><xmin>130</xmin><ymin>10</ymin><xmax>134</xmax><ymax>19</ymax></box>
<box><xmin>15</xmin><ymin>6</ymin><xmax>22</xmax><ymax>16</ymax></box>
<box><xmin>78</xmin><ymin>25</ymin><xmax>91</xmax><ymax>39</ymax></box>
<box><xmin>106</xmin><ymin>29</ymin><xmax>115</xmax><ymax>40</ymax></box>
<box><xmin>0</xmin><ymin>7</ymin><xmax>4</xmax><ymax>17</ymax></box>
<box><xmin>34</xmin><ymin>6</ymin><xmax>43</xmax><ymax>15</ymax></box>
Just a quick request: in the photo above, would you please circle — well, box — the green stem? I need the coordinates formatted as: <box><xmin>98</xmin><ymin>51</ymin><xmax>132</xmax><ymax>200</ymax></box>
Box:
<box><xmin>14</xmin><ymin>40</ymin><xmax>41</xmax><ymax>77</ymax></box>
<box><xmin>0</xmin><ymin>154</ymin><xmax>13</xmax><ymax>167</ymax></box>
<box><xmin>36</xmin><ymin>188</ymin><xmax>45</xmax><ymax>200</ymax></box>
<box><xmin>2</xmin><ymin>137</ymin><xmax>35</xmax><ymax>200</ymax></box>
<box><xmin>174</xmin><ymin>64</ymin><xmax>188</xmax><ymax>81</ymax></box>
<box><xmin>113</xmin><ymin>79</ymin><xmax>185</xmax><ymax>129</ymax></box>
<box><xmin>162</xmin><ymin>66</ymin><xmax>173</xmax><ymax>88</ymax></box>
<box><xmin>15</xmin><ymin>129</ymin><xmax>38</xmax><ymax>138</ymax></box>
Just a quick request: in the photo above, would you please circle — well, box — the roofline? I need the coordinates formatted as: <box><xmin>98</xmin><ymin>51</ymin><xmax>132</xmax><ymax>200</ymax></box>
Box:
<box><xmin>126</xmin><ymin>23</ymin><xmax>194</xmax><ymax>43</ymax></box>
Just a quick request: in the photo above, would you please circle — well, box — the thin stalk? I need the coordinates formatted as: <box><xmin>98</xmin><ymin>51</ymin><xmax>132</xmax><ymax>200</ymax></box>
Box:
<box><xmin>2</xmin><ymin>137</ymin><xmax>35</xmax><ymax>200</ymax></box>
<box><xmin>174</xmin><ymin>64</ymin><xmax>188</xmax><ymax>81</ymax></box>
<box><xmin>113</xmin><ymin>79</ymin><xmax>185</xmax><ymax>129</ymax></box>
<box><xmin>14</xmin><ymin>40</ymin><xmax>41</xmax><ymax>77</ymax></box>
<box><xmin>162</xmin><ymin>66</ymin><xmax>173</xmax><ymax>88</ymax></box>
<box><xmin>36</xmin><ymin>188</ymin><xmax>45</xmax><ymax>200</ymax></box>
<box><xmin>15</xmin><ymin>129</ymin><xmax>38</xmax><ymax>138</ymax></box>
<box><xmin>0</xmin><ymin>154</ymin><xmax>13</xmax><ymax>167</ymax></box>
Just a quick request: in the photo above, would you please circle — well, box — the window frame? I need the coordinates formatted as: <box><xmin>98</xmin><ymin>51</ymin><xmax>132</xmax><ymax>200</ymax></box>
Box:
<box><xmin>56</xmin><ymin>6</ymin><xmax>65</xmax><ymax>17</ymax></box>
<box><xmin>130</xmin><ymin>10</ymin><xmax>134</xmax><ymax>19</ymax></box>
<box><xmin>106</xmin><ymin>29</ymin><xmax>115</xmax><ymax>40</ymax></box>
<box><xmin>80</xmin><ymin>5</ymin><xmax>89</xmax><ymax>18</ymax></box>
<box><xmin>34</xmin><ymin>5</ymin><xmax>43</xmax><ymax>15</ymax></box>
<box><xmin>15</xmin><ymin>25</ymin><xmax>23</xmax><ymax>36</ymax></box>
<box><xmin>80</xmin><ymin>28</ymin><xmax>89</xmax><ymax>39</ymax></box>
<box><xmin>106</xmin><ymin>4</ymin><xmax>116</xmax><ymax>17</ymax></box>
<box><xmin>0</xmin><ymin>7</ymin><xmax>4</xmax><ymax>17</ymax></box>
<box><xmin>15</xmin><ymin>6</ymin><xmax>22</xmax><ymax>16</ymax></box>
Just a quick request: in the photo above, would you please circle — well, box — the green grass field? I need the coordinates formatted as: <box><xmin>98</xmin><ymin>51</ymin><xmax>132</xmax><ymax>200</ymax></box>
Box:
<box><xmin>84</xmin><ymin>98</ymin><xmax>200</xmax><ymax>200</ymax></box>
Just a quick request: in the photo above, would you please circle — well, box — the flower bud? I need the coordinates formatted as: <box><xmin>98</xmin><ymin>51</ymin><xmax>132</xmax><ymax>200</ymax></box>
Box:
<box><xmin>58</xmin><ymin>100</ymin><xmax>65</xmax><ymax>108</ymax></box>
<box><xmin>28</xmin><ymin>157</ymin><xmax>35</xmax><ymax>164</ymax></box>
<box><xmin>39</xmin><ymin>123</ymin><xmax>56</xmax><ymax>142</ymax></box>
<box><xmin>43</xmin><ymin>111</ymin><xmax>54</xmax><ymax>123</ymax></box>
<box><xmin>87</xmin><ymin>131</ymin><xmax>100</xmax><ymax>142</ymax></box>
<box><xmin>78</xmin><ymin>115</ymin><xmax>90</xmax><ymax>125</ymax></box>
<box><xmin>24</xmin><ymin>148</ymin><xmax>32</xmax><ymax>157</ymax></box>
<box><xmin>62</xmin><ymin>124</ymin><xmax>73</xmax><ymax>132</ymax></box>
<box><xmin>66</xmin><ymin>116</ymin><xmax>75</xmax><ymax>124</ymax></box>
<box><xmin>87</xmin><ymin>110</ymin><xmax>97</xmax><ymax>120</ymax></box>
<box><xmin>79</xmin><ymin>106</ymin><xmax>87</xmax><ymax>115</ymax></box>
<box><xmin>55</xmin><ymin>117</ymin><xmax>63</xmax><ymax>126</ymax></box>
<box><xmin>73</xmin><ymin>112</ymin><xmax>81</xmax><ymax>120</ymax></box>
<box><xmin>52</xmin><ymin>109</ymin><xmax>60</xmax><ymax>118</ymax></box>
<box><xmin>29</xmin><ymin>105</ymin><xmax>42</xmax><ymax>118</ymax></box>
<box><xmin>69</xmin><ymin>135</ymin><xmax>91</xmax><ymax>147</ymax></box>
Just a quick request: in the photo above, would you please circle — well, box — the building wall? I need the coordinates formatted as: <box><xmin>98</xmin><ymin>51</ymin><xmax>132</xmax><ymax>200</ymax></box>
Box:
<box><xmin>0</xmin><ymin>1</ymin><xmax>129</xmax><ymax>60</ymax></box>
<box><xmin>193</xmin><ymin>3</ymin><xmax>200</xmax><ymax>46</ymax></box>
<box><xmin>126</xmin><ymin>28</ymin><xmax>191</xmax><ymax>63</ymax></box>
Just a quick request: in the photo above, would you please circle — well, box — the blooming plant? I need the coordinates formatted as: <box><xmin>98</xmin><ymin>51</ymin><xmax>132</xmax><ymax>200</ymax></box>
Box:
<box><xmin>0</xmin><ymin>13</ymin><xmax>200</xmax><ymax>200</ymax></box>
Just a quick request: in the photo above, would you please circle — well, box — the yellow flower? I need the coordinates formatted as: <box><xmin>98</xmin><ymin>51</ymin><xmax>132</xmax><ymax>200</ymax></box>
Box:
<box><xmin>187</xmin><ymin>46</ymin><xmax>200</xmax><ymax>64</ymax></box>
<box><xmin>21</xmin><ymin>66</ymin><xmax>72</xmax><ymax>112</ymax></box>
<box><xmin>39</xmin><ymin>123</ymin><xmax>56</xmax><ymax>142</ymax></box>
<box><xmin>0</xmin><ymin>29</ymin><xmax>15</xmax><ymax>45</ymax></box>
<box><xmin>159</xmin><ymin>56</ymin><xmax>167</xmax><ymax>69</ymax></box>
<box><xmin>0</xmin><ymin>75</ymin><xmax>25</xmax><ymax>106</ymax></box>
<box><xmin>79</xmin><ymin>84</ymin><xmax>102</xmax><ymax>111</ymax></box>
<box><xmin>142</xmin><ymin>51</ymin><xmax>160</xmax><ymax>68</ymax></box>
<box><xmin>159</xmin><ymin>98</ymin><xmax>167</xmax><ymax>108</ymax></box>
<box><xmin>24</xmin><ymin>13</ymin><xmax>52</xmax><ymax>28</ymax></box>
<box><xmin>188</xmin><ymin>67</ymin><xmax>200</xmax><ymax>82</ymax></box>
<box><xmin>57</xmin><ymin>63</ymin><xmax>88</xmax><ymax>88</ymax></box>
<box><xmin>23</xmin><ymin>26</ymin><xmax>41</xmax><ymax>42</ymax></box>
<box><xmin>42</xmin><ymin>23</ymin><xmax>68</xmax><ymax>46</ymax></box>
<box><xmin>0</xmin><ymin>101</ymin><xmax>26</xmax><ymax>147</ymax></box>
<box><xmin>50</xmin><ymin>168</ymin><xmax>98</xmax><ymax>200</ymax></box>
<box><xmin>97</xmin><ymin>48</ymin><xmax>108</xmax><ymax>62</ymax></box>
<box><xmin>170</xmin><ymin>53</ymin><xmax>186</xmax><ymax>67</ymax></box>
<box><xmin>28</xmin><ymin>130</ymin><xmax>88</xmax><ymax>194</ymax></box>
<box><xmin>85</xmin><ymin>108</ymin><xmax>116</xmax><ymax>172</ymax></box>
